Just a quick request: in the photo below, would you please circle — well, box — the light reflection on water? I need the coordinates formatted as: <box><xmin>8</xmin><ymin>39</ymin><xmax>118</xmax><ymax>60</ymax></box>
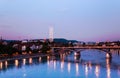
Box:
<box><xmin>106</xmin><ymin>58</ymin><xmax>111</xmax><ymax>78</ymax></box>
<box><xmin>23</xmin><ymin>59</ymin><xmax>26</xmax><ymax>65</ymax></box>
<box><xmin>5</xmin><ymin>61</ymin><xmax>8</xmax><ymax>68</ymax></box>
<box><xmin>29</xmin><ymin>58</ymin><xmax>32</xmax><ymax>64</ymax></box>
<box><xmin>53</xmin><ymin>60</ymin><xmax>56</xmax><ymax>70</ymax></box>
<box><xmin>67</xmin><ymin>62</ymin><xmax>71</xmax><ymax>73</ymax></box>
<box><xmin>95</xmin><ymin>65</ymin><xmax>100</xmax><ymax>78</ymax></box>
<box><xmin>0</xmin><ymin>49</ymin><xmax>120</xmax><ymax>78</ymax></box>
<box><xmin>75</xmin><ymin>63</ymin><xmax>79</xmax><ymax>76</ymax></box>
<box><xmin>0</xmin><ymin>62</ymin><xmax>3</xmax><ymax>69</ymax></box>
<box><xmin>15</xmin><ymin>60</ymin><xmax>19</xmax><ymax>67</ymax></box>
<box><xmin>85</xmin><ymin>63</ymin><xmax>89</xmax><ymax>77</ymax></box>
<box><xmin>39</xmin><ymin>57</ymin><xmax>41</xmax><ymax>62</ymax></box>
<box><xmin>61</xmin><ymin>59</ymin><xmax>64</xmax><ymax>72</ymax></box>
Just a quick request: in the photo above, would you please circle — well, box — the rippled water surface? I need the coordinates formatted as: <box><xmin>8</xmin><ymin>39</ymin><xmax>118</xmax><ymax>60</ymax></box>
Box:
<box><xmin>0</xmin><ymin>49</ymin><xmax>120</xmax><ymax>78</ymax></box>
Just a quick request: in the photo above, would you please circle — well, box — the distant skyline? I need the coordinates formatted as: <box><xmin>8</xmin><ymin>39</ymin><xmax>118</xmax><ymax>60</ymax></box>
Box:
<box><xmin>0</xmin><ymin>0</ymin><xmax>120</xmax><ymax>42</ymax></box>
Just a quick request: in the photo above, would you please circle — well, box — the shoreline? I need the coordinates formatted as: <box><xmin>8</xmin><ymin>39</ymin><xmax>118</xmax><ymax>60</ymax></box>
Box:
<box><xmin>0</xmin><ymin>53</ymin><xmax>52</xmax><ymax>62</ymax></box>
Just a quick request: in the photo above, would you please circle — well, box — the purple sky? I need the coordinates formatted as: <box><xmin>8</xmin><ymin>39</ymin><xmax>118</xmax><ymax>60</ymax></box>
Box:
<box><xmin>0</xmin><ymin>0</ymin><xmax>120</xmax><ymax>41</ymax></box>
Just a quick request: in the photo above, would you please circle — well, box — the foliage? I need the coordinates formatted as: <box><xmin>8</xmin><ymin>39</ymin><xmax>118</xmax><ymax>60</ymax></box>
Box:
<box><xmin>0</xmin><ymin>44</ymin><xmax>19</xmax><ymax>55</ymax></box>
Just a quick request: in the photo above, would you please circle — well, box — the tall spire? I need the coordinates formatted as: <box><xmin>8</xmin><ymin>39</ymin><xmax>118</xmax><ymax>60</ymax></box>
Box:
<box><xmin>49</xmin><ymin>26</ymin><xmax>54</xmax><ymax>42</ymax></box>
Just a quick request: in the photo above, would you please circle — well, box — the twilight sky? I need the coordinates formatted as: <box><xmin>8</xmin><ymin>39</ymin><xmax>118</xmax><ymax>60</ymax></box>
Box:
<box><xmin>0</xmin><ymin>0</ymin><xmax>120</xmax><ymax>41</ymax></box>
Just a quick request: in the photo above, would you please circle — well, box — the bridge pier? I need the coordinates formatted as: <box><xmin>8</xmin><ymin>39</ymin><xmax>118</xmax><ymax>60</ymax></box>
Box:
<box><xmin>74</xmin><ymin>51</ymin><xmax>81</xmax><ymax>57</ymax></box>
<box><xmin>106</xmin><ymin>53</ymin><xmax>112</xmax><ymax>59</ymax></box>
<box><xmin>109</xmin><ymin>53</ymin><xmax>112</xmax><ymax>58</ymax></box>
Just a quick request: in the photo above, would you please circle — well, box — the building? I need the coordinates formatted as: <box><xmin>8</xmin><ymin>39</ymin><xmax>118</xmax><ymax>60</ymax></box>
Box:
<box><xmin>49</xmin><ymin>26</ymin><xmax>54</xmax><ymax>42</ymax></box>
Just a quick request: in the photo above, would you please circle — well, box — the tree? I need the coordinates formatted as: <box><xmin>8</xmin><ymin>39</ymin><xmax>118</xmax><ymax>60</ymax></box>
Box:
<box><xmin>41</xmin><ymin>42</ymin><xmax>50</xmax><ymax>54</ymax></box>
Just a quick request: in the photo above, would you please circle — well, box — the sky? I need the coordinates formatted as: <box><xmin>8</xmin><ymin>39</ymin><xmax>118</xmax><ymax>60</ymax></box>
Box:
<box><xmin>0</xmin><ymin>0</ymin><xmax>120</xmax><ymax>42</ymax></box>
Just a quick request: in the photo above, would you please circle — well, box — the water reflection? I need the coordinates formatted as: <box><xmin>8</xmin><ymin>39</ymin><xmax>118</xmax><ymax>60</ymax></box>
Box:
<box><xmin>74</xmin><ymin>55</ymin><xmax>80</xmax><ymax>61</ymax></box>
<box><xmin>61</xmin><ymin>59</ymin><xmax>64</xmax><ymax>72</ymax></box>
<box><xmin>53</xmin><ymin>60</ymin><xmax>56</xmax><ymax>70</ymax></box>
<box><xmin>47</xmin><ymin>56</ymin><xmax>50</xmax><ymax>60</ymax></box>
<box><xmin>47</xmin><ymin>56</ymin><xmax>50</xmax><ymax>67</ymax></box>
<box><xmin>5</xmin><ymin>61</ymin><xmax>8</xmax><ymax>68</ymax></box>
<box><xmin>67</xmin><ymin>62</ymin><xmax>71</xmax><ymax>73</ymax></box>
<box><xmin>88</xmin><ymin>62</ymin><xmax>92</xmax><ymax>71</ymax></box>
<box><xmin>76</xmin><ymin>63</ymin><xmax>79</xmax><ymax>76</ymax></box>
<box><xmin>29</xmin><ymin>58</ymin><xmax>32</xmax><ymax>64</ymax></box>
<box><xmin>95</xmin><ymin>65</ymin><xmax>100</xmax><ymax>78</ymax></box>
<box><xmin>23</xmin><ymin>59</ymin><xmax>26</xmax><ymax>65</ymax></box>
<box><xmin>85</xmin><ymin>64</ymin><xmax>88</xmax><ymax>77</ymax></box>
<box><xmin>118</xmin><ymin>67</ymin><xmax>120</xmax><ymax>76</ymax></box>
<box><xmin>60</xmin><ymin>54</ymin><xmax>65</xmax><ymax>59</ymax></box>
<box><xmin>15</xmin><ymin>60</ymin><xmax>19</xmax><ymax>67</ymax></box>
<box><xmin>106</xmin><ymin>58</ymin><xmax>111</xmax><ymax>65</ymax></box>
<box><xmin>0</xmin><ymin>49</ymin><xmax>120</xmax><ymax>78</ymax></box>
<box><xmin>111</xmin><ymin>49</ymin><xmax>120</xmax><ymax>56</ymax></box>
<box><xmin>106</xmin><ymin>58</ymin><xmax>111</xmax><ymax>78</ymax></box>
<box><xmin>39</xmin><ymin>57</ymin><xmax>41</xmax><ymax>62</ymax></box>
<box><xmin>0</xmin><ymin>62</ymin><xmax>3</xmax><ymax>69</ymax></box>
<box><xmin>22</xmin><ymin>64</ymin><xmax>27</xmax><ymax>78</ymax></box>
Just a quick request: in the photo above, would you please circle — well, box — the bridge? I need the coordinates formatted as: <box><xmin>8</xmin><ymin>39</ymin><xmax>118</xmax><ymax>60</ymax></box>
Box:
<box><xmin>51</xmin><ymin>46</ymin><xmax>120</xmax><ymax>58</ymax></box>
<box><xmin>52</xmin><ymin>46</ymin><xmax>120</xmax><ymax>49</ymax></box>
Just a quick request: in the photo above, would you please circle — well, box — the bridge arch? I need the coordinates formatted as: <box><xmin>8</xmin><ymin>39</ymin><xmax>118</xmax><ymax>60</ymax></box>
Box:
<box><xmin>70</xmin><ymin>49</ymin><xmax>112</xmax><ymax>59</ymax></box>
<box><xmin>52</xmin><ymin>47</ymin><xmax>113</xmax><ymax>59</ymax></box>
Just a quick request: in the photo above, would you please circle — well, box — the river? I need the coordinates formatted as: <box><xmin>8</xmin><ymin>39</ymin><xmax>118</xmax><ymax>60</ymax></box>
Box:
<box><xmin>0</xmin><ymin>49</ymin><xmax>120</xmax><ymax>78</ymax></box>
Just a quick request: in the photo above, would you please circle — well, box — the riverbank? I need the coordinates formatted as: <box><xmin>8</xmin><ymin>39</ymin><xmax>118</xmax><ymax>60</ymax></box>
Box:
<box><xmin>0</xmin><ymin>53</ymin><xmax>57</xmax><ymax>62</ymax></box>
